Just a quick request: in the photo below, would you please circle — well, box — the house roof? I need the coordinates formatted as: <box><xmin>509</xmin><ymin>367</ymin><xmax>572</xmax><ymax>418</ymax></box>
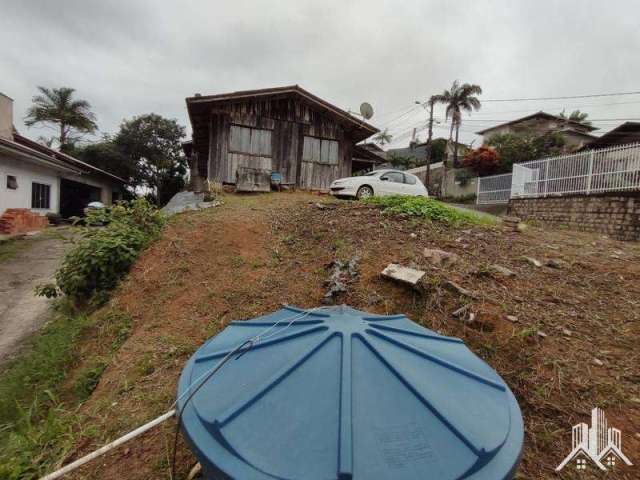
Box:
<box><xmin>476</xmin><ymin>111</ymin><xmax>598</xmax><ymax>135</ymax></box>
<box><xmin>353</xmin><ymin>143</ymin><xmax>386</xmax><ymax>163</ymax></box>
<box><xmin>186</xmin><ymin>85</ymin><xmax>379</xmax><ymax>161</ymax></box>
<box><xmin>583</xmin><ymin>121</ymin><xmax>640</xmax><ymax>149</ymax></box>
<box><xmin>1</xmin><ymin>133</ymin><xmax>127</xmax><ymax>184</ymax></box>
<box><xmin>386</xmin><ymin>138</ymin><xmax>467</xmax><ymax>161</ymax></box>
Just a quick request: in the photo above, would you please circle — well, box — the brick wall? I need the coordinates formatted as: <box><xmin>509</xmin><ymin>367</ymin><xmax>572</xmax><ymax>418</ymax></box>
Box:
<box><xmin>0</xmin><ymin>209</ymin><xmax>49</xmax><ymax>235</ymax></box>
<box><xmin>508</xmin><ymin>193</ymin><xmax>640</xmax><ymax>241</ymax></box>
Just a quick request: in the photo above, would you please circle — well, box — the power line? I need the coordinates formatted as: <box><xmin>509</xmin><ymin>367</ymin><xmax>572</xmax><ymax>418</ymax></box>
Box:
<box><xmin>482</xmin><ymin>91</ymin><xmax>640</xmax><ymax>102</ymax></box>
<box><xmin>433</xmin><ymin>117</ymin><xmax>640</xmax><ymax>123</ymax></box>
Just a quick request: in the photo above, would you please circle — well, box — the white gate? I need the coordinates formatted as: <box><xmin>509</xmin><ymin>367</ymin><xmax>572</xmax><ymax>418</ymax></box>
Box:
<box><xmin>511</xmin><ymin>164</ymin><xmax>540</xmax><ymax>198</ymax></box>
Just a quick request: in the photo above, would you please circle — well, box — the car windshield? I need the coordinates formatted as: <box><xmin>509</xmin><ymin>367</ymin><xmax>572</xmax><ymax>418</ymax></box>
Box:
<box><xmin>363</xmin><ymin>171</ymin><xmax>381</xmax><ymax>176</ymax></box>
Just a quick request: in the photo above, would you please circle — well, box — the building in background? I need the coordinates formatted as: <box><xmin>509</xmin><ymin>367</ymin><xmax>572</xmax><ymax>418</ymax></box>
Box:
<box><xmin>185</xmin><ymin>85</ymin><xmax>378</xmax><ymax>192</ymax></box>
<box><xmin>583</xmin><ymin>122</ymin><xmax>640</xmax><ymax>150</ymax></box>
<box><xmin>0</xmin><ymin>93</ymin><xmax>125</xmax><ymax>232</ymax></box>
<box><xmin>476</xmin><ymin>111</ymin><xmax>598</xmax><ymax>150</ymax></box>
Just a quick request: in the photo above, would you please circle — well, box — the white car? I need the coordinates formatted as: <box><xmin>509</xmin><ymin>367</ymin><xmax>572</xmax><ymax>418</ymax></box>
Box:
<box><xmin>330</xmin><ymin>169</ymin><xmax>428</xmax><ymax>199</ymax></box>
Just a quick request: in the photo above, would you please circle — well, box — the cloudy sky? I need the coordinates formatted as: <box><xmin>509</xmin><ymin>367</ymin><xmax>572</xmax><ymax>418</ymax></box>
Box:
<box><xmin>2</xmin><ymin>0</ymin><xmax>639</xmax><ymax>149</ymax></box>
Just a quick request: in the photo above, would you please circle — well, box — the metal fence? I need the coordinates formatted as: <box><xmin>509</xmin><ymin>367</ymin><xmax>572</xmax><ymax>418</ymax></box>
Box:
<box><xmin>476</xmin><ymin>173</ymin><xmax>513</xmax><ymax>204</ymax></box>
<box><xmin>477</xmin><ymin>142</ymin><xmax>640</xmax><ymax>204</ymax></box>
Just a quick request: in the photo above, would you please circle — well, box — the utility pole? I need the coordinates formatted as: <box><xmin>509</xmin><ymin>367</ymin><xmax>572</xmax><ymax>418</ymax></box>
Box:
<box><xmin>417</xmin><ymin>97</ymin><xmax>436</xmax><ymax>189</ymax></box>
<box><xmin>425</xmin><ymin>97</ymin><xmax>435</xmax><ymax>189</ymax></box>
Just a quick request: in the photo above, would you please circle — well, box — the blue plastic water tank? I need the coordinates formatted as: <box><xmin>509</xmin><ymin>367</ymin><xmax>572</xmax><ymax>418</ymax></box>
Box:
<box><xmin>177</xmin><ymin>306</ymin><xmax>523</xmax><ymax>479</ymax></box>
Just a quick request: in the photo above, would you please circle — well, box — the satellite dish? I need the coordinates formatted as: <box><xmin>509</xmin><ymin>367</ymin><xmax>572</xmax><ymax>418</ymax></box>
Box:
<box><xmin>359</xmin><ymin>102</ymin><xmax>374</xmax><ymax>120</ymax></box>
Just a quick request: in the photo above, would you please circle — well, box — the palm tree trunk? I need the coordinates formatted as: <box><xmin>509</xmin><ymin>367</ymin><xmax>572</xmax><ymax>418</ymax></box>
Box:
<box><xmin>453</xmin><ymin>122</ymin><xmax>460</xmax><ymax>168</ymax></box>
<box><xmin>59</xmin><ymin>123</ymin><xmax>66</xmax><ymax>150</ymax></box>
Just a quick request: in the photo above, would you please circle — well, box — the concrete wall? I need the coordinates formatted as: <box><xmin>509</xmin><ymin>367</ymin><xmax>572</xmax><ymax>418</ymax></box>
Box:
<box><xmin>1</xmin><ymin>154</ymin><xmax>118</xmax><ymax>216</ymax></box>
<box><xmin>509</xmin><ymin>193</ymin><xmax>640</xmax><ymax>241</ymax></box>
<box><xmin>406</xmin><ymin>164</ymin><xmax>477</xmax><ymax>199</ymax></box>
<box><xmin>442</xmin><ymin>169</ymin><xmax>477</xmax><ymax>199</ymax></box>
<box><xmin>0</xmin><ymin>94</ymin><xmax>13</xmax><ymax>141</ymax></box>
<box><xmin>0</xmin><ymin>154</ymin><xmax>61</xmax><ymax>215</ymax></box>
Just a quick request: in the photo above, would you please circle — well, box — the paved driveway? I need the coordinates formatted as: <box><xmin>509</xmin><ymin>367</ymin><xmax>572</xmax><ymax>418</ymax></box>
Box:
<box><xmin>0</xmin><ymin>230</ymin><xmax>72</xmax><ymax>364</ymax></box>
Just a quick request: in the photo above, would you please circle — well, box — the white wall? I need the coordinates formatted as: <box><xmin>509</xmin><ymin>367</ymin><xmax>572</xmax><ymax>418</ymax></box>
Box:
<box><xmin>0</xmin><ymin>154</ymin><xmax>61</xmax><ymax>216</ymax></box>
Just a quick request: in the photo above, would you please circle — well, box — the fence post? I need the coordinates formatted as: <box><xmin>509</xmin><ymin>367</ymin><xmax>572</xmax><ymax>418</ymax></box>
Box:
<box><xmin>586</xmin><ymin>150</ymin><xmax>594</xmax><ymax>195</ymax></box>
<box><xmin>476</xmin><ymin>177</ymin><xmax>480</xmax><ymax>204</ymax></box>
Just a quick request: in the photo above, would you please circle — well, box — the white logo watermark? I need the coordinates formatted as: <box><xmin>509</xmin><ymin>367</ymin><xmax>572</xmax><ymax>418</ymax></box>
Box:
<box><xmin>556</xmin><ymin>407</ymin><xmax>633</xmax><ymax>472</ymax></box>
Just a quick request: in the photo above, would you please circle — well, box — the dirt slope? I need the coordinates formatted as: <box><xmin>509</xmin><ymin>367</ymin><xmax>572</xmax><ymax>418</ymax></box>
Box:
<box><xmin>62</xmin><ymin>193</ymin><xmax>639</xmax><ymax>480</ymax></box>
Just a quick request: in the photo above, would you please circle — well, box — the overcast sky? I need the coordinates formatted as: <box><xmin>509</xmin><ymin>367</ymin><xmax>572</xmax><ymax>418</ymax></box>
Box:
<box><xmin>2</xmin><ymin>0</ymin><xmax>639</xmax><ymax>149</ymax></box>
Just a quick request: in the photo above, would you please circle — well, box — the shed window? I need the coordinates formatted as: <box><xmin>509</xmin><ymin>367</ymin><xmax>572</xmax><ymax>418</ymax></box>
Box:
<box><xmin>302</xmin><ymin>137</ymin><xmax>339</xmax><ymax>165</ymax></box>
<box><xmin>6</xmin><ymin>175</ymin><xmax>18</xmax><ymax>190</ymax></box>
<box><xmin>31</xmin><ymin>182</ymin><xmax>50</xmax><ymax>209</ymax></box>
<box><xmin>229</xmin><ymin>125</ymin><xmax>272</xmax><ymax>156</ymax></box>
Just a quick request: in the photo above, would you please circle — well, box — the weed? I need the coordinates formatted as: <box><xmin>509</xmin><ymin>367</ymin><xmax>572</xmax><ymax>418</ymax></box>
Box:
<box><xmin>364</xmin><ymin>195</ymin><xmax>495</xmax><ymax>225</ymax></box>
<box><xmin>230</xmin><ymin>255</ymin><xmax>245</xmax><ymax>268</ymax></box>
<box><xmin>136</xmin><ymin>353</ymin><xmax>156</xmax><ymax>377</ymax></box>
<box><xmin>75</xmin><ymin>360</ymin><xmax>108</xmax><ymax>400</ymax></box>
<box><xmin>39</xmin><ymin>199</ymin><xmax>164</xmax><ymax>302</ymax></box>
<box><xmin>0</xmin><ymin>238</ymin><xmax>26</xmax><ymax>262</ymax></box>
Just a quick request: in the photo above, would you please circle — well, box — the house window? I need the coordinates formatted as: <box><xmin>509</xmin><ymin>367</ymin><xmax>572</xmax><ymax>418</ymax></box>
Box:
<box><xmin>6</xmin><ymin>175</ymin><xmax>18</xmax><ymax>190</ymax></box>
<box><xmin>31</xmin><ymin>182</ymin><xmax>51</xmax><ymax>209</ymax></box>
<box><xmin>576</xmin><ymin>458</ymin><xmax>586</xmax><ymax>470</ymax></box>
<box><xmin>229</xmin><ymin>125</ymin><xmax>272</xmax><ymax>156</ymax></box>
<box><xmin>302</xmin><ymin>136</ymin><xmax>339</xmax><ymax>165</ymax></box>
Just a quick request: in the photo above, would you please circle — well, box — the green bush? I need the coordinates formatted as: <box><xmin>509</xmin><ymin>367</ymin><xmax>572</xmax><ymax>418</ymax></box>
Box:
<box><xmin>364</xmin><ymin>195</ymin><xmax>494</xmax><ymax>225</ymax></box>
<box><xmin>41</xmin><ymin>199</ymin><xmax>164</xmax><ymax>302</ymax></box>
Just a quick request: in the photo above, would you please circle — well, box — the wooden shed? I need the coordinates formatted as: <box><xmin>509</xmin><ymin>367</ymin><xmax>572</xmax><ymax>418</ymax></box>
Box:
<box><xmin>185</xmin><ymin>85</ymin><xmax>378</xmax><ymax>191</ymax></box>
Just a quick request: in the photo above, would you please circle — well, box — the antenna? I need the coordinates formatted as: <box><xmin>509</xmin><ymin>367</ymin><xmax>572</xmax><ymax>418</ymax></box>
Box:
<box><xmin>359</xmin><ymin>102</ymin><xmax>374</xmax><ymax>120</ymax></box>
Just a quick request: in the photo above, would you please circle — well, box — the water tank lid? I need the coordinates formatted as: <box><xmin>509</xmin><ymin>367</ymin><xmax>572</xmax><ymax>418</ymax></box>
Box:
<box><xmin>177</xmin><ymin>306</ymin><xmax>523</xmax><ymax>480</ymax></box>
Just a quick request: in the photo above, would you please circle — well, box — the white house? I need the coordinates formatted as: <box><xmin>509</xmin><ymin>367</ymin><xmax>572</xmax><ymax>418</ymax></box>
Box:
<box><xmin>0</xmin><ymin>93</ymin><xmax>126</xmax><ymax>226</ymax></box>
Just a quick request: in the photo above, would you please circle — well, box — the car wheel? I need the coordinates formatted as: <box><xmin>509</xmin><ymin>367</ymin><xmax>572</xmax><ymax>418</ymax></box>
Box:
<box><xmin>356</xmin><ymin>186</ymin><xmax>373</xmax><ymax>200</ymax></box>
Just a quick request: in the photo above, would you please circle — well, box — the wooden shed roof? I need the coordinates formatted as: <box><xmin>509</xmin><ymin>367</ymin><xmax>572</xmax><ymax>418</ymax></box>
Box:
<box><xmin>186</xmin><ymin>85</ymin><xmax>378</xmax><ymax>159</ymax></box>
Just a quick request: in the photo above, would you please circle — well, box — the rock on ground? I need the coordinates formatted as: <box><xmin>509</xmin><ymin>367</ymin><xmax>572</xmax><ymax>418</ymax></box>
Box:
<box><xmin>161</xmin><ymin>191</ymin><xmax>221</xmax><ymax>216</ymax></box>
<box><xmin>423</xmin><ymin>248</ymin><xmax>459</xmax><ymax>267</ymax></box>
<box><xmin>381</xmin><ymin>264</ymin><xmax>426</xmax><ymax>287</ymax></box>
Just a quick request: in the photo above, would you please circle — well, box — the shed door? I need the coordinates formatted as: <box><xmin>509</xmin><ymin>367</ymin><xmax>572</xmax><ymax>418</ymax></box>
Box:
<box><xmin>228</xmin><ymin>125</ymin><xmax>273</xmax><ymax>183</ymax></box>
<box><xmin>272</xmin><ymin>122</ymin><xmax>299</xmax><ymax>184</ymax></box>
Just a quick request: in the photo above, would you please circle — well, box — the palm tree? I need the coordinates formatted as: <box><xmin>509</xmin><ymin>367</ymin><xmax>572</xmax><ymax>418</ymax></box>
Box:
<box><xmin>373</xmin><ymin>128</ymin><xmax>393</xmax><ymax>146</ymax></box>
<box><xmin>559</xmin><ymin>109</ymin><xmax>592</xmax><ymax>126</ymax></box>
<box><xmin>25</xmin><ymin>87</ymin><xmax>97</xmax><ymax>152</ymax></box>
<box><xmin>432</xmin><ymin>80</ymin><xmax>482</xmax><ymax>167</ymax></box>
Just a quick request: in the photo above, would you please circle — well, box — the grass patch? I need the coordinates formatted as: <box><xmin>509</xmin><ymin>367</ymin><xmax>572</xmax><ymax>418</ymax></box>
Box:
<box><xmin>0</xmin><ymin>238</ymin><xmax>26</xmax><ymax>262</ymax></box>
<box><xmin>0</xmin><ymin>304</ymin><xmax>133</xmax><ymax>479</ymax></box>
<box><xmin>0</xmin><ymin>302</ymin><xmax>93</xmax><ymax>478</ymax></box>
<box><xmin>364</xmin><ymin>195</ymin><xmax>495</xmax><ymax>225</ymax></box>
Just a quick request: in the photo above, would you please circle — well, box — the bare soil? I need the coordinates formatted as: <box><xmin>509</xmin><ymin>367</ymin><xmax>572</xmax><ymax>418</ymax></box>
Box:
<box><xmin>58</xmin><ymin>193</ymin><xmax>639</xmax><ymax>480</ymax></box>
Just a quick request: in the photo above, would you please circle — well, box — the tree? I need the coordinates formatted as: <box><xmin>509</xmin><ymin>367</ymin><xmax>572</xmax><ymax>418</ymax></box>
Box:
<box><xmin>488</xmin><ymin>131</ymin><xmax>565</xmax><ymax>172</ymax></box>
<box><xmin>430</xmin><ymin>138</ymin><xmax>448</xmax><ymax>164</ymax></box>
<box><xmin>73</xmin><ymin>137</ymin><xmax>136</xmax><ymax>189</ymax></box>
<box><xmin>388</xmin><ymin>152</ymin><xmax>418</xmax><ymax>169</ymax></box>
<box><xmin>432</xmin><ymin>80</ymin><xmax>482</xmax><ymax>167</ymax></box>
<box><xmin>114</xmin><ymin>114</ymin><xmax>187</xmax><ymax>206</ymax></box>
<box><xmin>374</xmin><ymin>128</ymin><xmax>393</xmax><ymax>146</ymax></box>
<box><xmin>25</xmin><ymin>87</ymin><xmax>97</xmax><ymax>153</ymax></box>
<box><xmin>559</xmin><ymin>109</ymin><xmax>592</xmax><ymax>126</ymax></box>
<box><xmin>462</xmin><ymin>146</ymin><xmax>501</xmax><ymax>176</ymax></box>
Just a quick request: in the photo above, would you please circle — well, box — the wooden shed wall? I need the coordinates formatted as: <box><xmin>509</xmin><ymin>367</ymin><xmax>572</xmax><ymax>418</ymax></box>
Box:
<box><xmin>206</xmin><ymin>98</ymin><xmax>355</xmax><ymax>189</ymax></box>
